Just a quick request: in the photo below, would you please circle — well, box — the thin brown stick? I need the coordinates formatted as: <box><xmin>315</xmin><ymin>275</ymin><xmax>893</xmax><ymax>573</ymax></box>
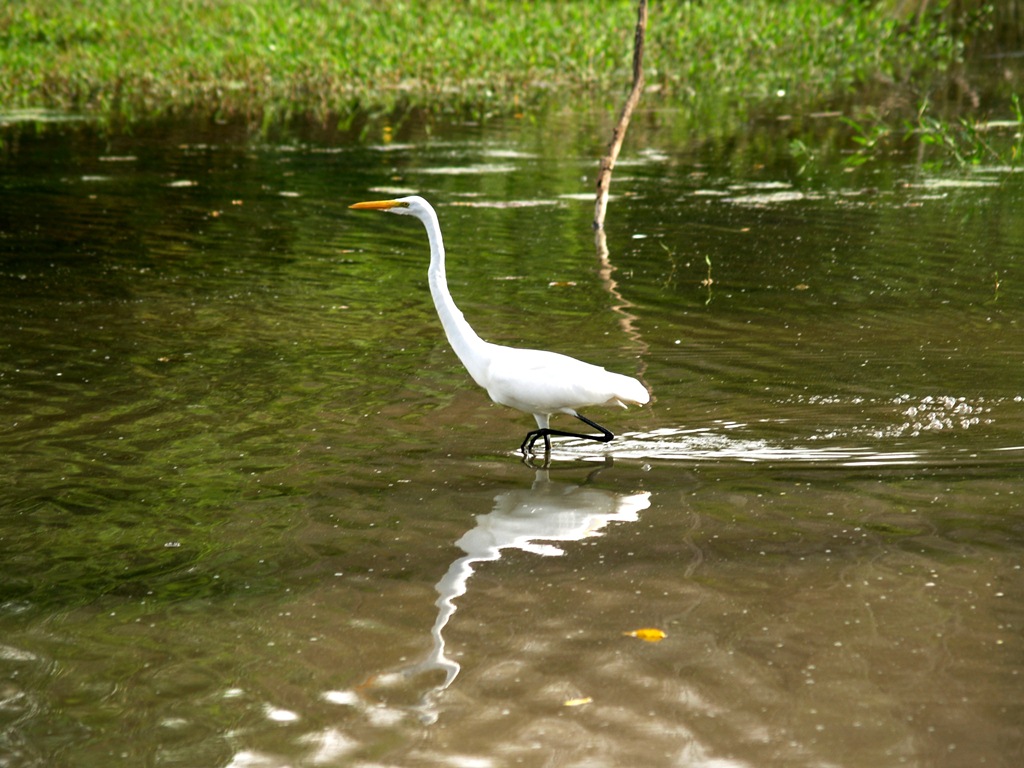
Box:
<box><xmin>594</xmin><ymin>0</ymin><xmax>647</xmax><ymax>232</ymax></box>
<box><xmin>592</xmin><ymin>1</ymin><xmax>650</xmax><ymax>388</ymax></box>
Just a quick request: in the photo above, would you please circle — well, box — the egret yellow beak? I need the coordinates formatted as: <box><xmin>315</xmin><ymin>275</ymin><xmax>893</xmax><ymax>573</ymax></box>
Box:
<box><xmin>349</xmin><ymin>199</ymin><xmax>407</xmax><ymax>210</ymax></box>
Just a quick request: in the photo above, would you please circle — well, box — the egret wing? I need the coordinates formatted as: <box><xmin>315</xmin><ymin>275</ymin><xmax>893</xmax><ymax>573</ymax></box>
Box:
<box><xmin>483</xmin><ymin>346</ymin><xmax>645</xmax><ymax>415</ymax></box>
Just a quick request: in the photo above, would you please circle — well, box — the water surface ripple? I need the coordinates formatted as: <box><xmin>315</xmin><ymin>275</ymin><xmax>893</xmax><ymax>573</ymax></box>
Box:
<box><xmin>1</xmin><ymin>115</ymin><xmax>1021</xmax><ymax>767</ymax></box>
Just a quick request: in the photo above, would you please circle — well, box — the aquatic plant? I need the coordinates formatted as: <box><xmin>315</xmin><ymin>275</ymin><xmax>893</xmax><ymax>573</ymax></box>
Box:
<box><xmin>837</xmin><ymin>94</ymin><xmax>1023</xmax><ymax>169</ymax></box>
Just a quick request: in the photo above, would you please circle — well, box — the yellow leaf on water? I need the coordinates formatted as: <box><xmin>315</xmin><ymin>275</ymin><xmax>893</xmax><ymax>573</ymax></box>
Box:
<box><xmin>563</xmin><ymin>697</ymin><xmax>593</xmax><ymax>707</ymax></box>
<box><xmin>624</xmin><ymin>628</ymin><xmax>666</xmax><ymax>643</ymax></box>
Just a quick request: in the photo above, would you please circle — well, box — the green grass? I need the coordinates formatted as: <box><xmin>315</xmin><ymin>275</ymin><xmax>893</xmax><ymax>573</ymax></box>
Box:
<box><xmin>0</xmin><ymin>0</ymin><xmax>970</xmax><ymax>127</ymax></box>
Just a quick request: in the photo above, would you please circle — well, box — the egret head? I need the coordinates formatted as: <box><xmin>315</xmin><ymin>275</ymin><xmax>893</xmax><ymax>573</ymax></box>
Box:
<box><xmin>349</xmin><ymin>195</ymin><xmax>428</xmax><ymax>217</ymax></box>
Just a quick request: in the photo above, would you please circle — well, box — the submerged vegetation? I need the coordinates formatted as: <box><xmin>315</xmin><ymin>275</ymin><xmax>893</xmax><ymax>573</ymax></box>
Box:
<box><xmin>841</xmin><ymin>94</ymin><xmax>1024</xmax><ymax>169</ymax></box>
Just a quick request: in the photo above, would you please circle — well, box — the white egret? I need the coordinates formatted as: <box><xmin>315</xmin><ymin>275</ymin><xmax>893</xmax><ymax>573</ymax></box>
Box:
<box><xmin>349</xmin><ymin>196</ymin><xmax>650</xmax><ymax>455</ymax></box>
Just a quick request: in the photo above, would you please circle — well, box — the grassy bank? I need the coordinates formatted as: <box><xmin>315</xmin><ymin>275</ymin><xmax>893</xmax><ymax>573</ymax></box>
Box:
<box><xmin>0</xmin><ymin>0</ymin><xmax>971</xmax><ymax>127</ymax></box>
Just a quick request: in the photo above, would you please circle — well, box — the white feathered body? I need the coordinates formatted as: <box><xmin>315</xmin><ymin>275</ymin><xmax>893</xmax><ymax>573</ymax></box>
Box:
<box><xmin>474</xmin><ymin>342</ymin><xmax>649</xmax><ymax>421</ymax></box>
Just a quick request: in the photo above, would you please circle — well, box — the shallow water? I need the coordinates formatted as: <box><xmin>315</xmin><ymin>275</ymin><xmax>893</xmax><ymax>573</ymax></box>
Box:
<box><xmin>1</xmin><ymin>110</ymin><xmax>1022</xmax><ymax>767</ymax></box>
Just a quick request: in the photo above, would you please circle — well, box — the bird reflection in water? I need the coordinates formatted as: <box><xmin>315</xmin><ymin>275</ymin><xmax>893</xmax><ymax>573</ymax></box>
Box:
<box><xmin>363</xmin><ymin>462</ymin><xmax>650</xmax><ymax>724</ymax></box>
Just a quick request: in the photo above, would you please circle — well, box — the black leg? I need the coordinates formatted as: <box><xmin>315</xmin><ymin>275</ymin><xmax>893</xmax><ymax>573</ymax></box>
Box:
<box><xmin>519</xmin><ymin>414</ymin><xmax>615</xmax><ymax>456</ymax></box>
<box><xmin>574</xmin><ymin>413</ymin><xmax>614</xmax><ymax>441</ymax></box>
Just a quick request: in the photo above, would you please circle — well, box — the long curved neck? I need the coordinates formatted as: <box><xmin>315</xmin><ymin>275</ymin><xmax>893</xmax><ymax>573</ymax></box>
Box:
<box><xmin>419</xmin><ymin>206</ymin><xmax>491</xmax><ymax>384</ymax></box>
